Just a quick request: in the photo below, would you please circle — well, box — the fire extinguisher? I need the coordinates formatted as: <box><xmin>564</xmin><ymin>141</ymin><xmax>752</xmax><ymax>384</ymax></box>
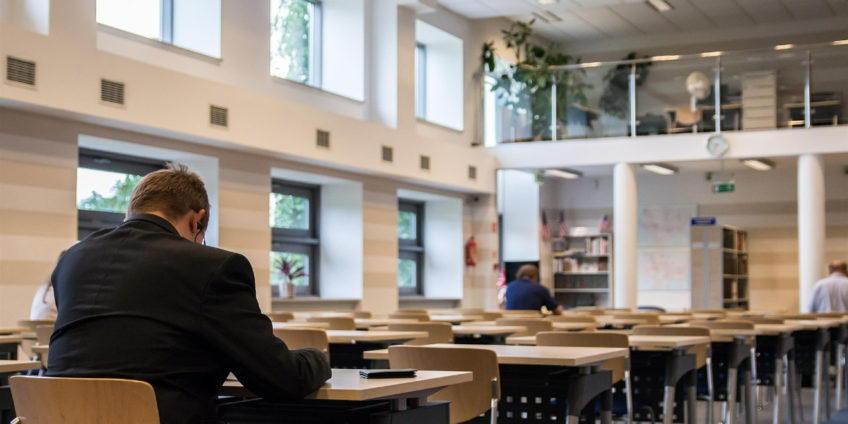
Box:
<box><xmin>465</xmin><ymin>236</ymin><xmax>477</xmax><ymax>267</ymax></box>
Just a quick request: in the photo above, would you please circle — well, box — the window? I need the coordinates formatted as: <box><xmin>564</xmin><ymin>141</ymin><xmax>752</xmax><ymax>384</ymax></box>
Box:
<box><xmin>415</xmin><ymin>43</ymin><xmax>426</xmax><ymax>119</ymax></box>
<box><xmin>77</xmin><ymin>149</ymin><xmax>166</xmax><ymax>240</ymax></box>
<box><xmin>270</xmin><ymin>0</ymin><xmax>322</xmax><ymax>86</ymax></box>
<box><xmin>96</xmin><ymin>0</ymin><xmax>222</xmax><ymax>58</ymax></box>
<box><xmin>397</xmin><ymin>200</ymin><xmax>424</xmax><ymax>296</ymax></box>
<box><xmin>270</xmin><ymin>180</ymin><xmax>319</xmax><ymax>297</ymax></box>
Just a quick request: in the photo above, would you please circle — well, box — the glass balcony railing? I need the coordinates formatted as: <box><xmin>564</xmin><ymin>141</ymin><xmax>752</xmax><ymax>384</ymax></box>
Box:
<box><xmin>483</xmin><ymin>41</ymin><xmax>848</xmax><ymax>145</ymax></box>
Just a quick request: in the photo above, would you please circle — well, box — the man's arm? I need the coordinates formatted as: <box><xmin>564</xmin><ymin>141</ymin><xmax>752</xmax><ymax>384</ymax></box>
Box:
<box><xmin>536</xmin><ymin>284</ymin><xmax>563</xmax><ymax>315</ymax></box>
<box><xmin>199</xmin><ymin>254</ymin><xmax>331</xmax><ymax>399</ymax></box>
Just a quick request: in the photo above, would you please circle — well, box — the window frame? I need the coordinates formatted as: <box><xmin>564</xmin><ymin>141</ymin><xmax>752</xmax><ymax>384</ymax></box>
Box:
<box><xmin>77</xmin><ymin>148</ymin><xmax>166</xmax><ymax>240</ymax></box>
<box><xmin>397</xmin><ymin>200</ymin><xmax>424</xmax><ymax>296</ymax></box>
<box><xmin>414</xmin><ymin>42</ymin><xmax>427</xmax><ymax>119</ymax></box>
<box><xmin>270</xmin><ymin>179</ymin><xmax>320</xmax><ymax>297</ymax></box>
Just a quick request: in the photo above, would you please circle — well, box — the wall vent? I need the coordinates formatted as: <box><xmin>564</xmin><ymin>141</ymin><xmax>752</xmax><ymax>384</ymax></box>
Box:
<box><xmin>316</xmin><ymin>129</ymin><xmax>330</xmax><ymax>148</ymax></box>
<box><xmin>468</xmin><ymin>165</ymin><xmax>477</xmax><ymax>180</ymax></box>
<box><xmin>6</xmin><ymin>56</ymin><xmax>35</xmax><ymax>86</ymax></box>
<box><xmin>420</xmin><ymin>155</ymin><xmax>430</xmax><ymax>170</ymax></box>
<box><xmin>381</xmin><ymin>146</ymin><xmax>393</xmax><ymax>162</ymax></box>
<box><xmin>100</xmin><ymin>79</ymin><xmax>125</xmax><ymax>105</ymax></box>
<box><xmin>209</xmin><ymin>105</ymin><xmax>228</xmax><ymax>127</ymax></box>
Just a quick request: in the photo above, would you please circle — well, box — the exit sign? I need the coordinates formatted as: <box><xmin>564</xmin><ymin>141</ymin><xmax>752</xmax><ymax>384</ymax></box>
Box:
<box><xmin>712</xmin><ymin>182</ymin><xmax>735</xmax><ymax>193</ymax></box>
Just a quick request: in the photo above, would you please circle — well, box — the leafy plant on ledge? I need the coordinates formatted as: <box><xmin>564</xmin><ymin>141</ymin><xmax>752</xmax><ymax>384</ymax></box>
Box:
<box><xmin>482</xmin><ymin>19</ymin><xmax>590</xmax><ymax>141</ymax></box>
<box><xmin>274</xmin><ymin>256</ymin><xmax>307</xmax><ymax>299</ymax></box>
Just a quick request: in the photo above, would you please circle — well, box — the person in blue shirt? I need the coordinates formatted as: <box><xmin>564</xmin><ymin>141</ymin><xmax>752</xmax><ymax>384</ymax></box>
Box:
<box><xmin>505</xmin><ymin>264</ymin><xmax>563</xmax><ymax>314</ymax></box>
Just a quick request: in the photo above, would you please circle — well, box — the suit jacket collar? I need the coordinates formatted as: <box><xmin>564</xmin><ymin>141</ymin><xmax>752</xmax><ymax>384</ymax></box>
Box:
<box><xmin>124</xmin><ymin>213</ymin><xmax>181</xmax><ymax>237</ymax></box>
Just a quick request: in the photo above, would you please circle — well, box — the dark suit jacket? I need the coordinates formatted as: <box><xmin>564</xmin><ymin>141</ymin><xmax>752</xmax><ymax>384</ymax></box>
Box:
<box><xmin>47</xmin><ymin>214</ymin><xmax>331</xmax><ymax>423</ymax></box>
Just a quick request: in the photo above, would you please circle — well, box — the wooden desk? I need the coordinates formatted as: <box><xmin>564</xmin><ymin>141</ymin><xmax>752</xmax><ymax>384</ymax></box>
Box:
<box><xmin>595</xmin><ymin>316</ymin><xmax>649</xmax><ymax>328</ymax></box>
<box><xmin>354</xmin><ymin>318</ymin><xmax>418</xmax><ymax>329</ymax></box>
<box><xmin>552</xmin><ymin>322</ymin><xmax>599</xmax><ymax>331</ymax></box>
<box><xmin>0</xmin><ymin>335</ymin><xmax>22</xmax><ymax>360</ymax></box>
<box><xmin>505</xmin><ymin>335</ymin><xmax>709</xmax><ymax>352</ymax></box>
<box><xmin>328</xmin><ymin>331</ymin><xmax>427</xmax><ymax>369</ymax></box>
<box><xmin>0</xmin><ymin>327</ymin><xmax>29</xmax><ymax>335</ymax></box>
<box><xmin>326</xmin><ymin>330</ymin><xmax>427</xmax><ymax>344</ymax></box>
<box><xmin>220</xmin><ymin>369</ymin><xmax>471</xmax><ymax>421</ymax></box>
<box><xmin>31</xmin><ymin>345</ymin><xmax>48</xmax><ymax>355</ymax></box>
<box><xmin>658</xmin><ymin>315</ymin><xmax>691</xmax><ymax>325</ymax></box>
<box><xmin>0</xmin><ymin>360</ymin><xmax>39</xmax><ymax>375</ymax></box>
<box><xmin>364</xmin><ymin>343</ymin><xmax>627</xmax><ymax>367</ymax></box>
<box><xmin>272</xmin><ymin>322</ymin><xmax>330</xmax><ymax>329</ymax></box>
<box><xmin>451</xmin><ymin>325</ymin><xmax>525</xmax><ymax>336</ymax></box>
<box><xmin>429</xmin><ymin>315</ymin><xmax>483</xmax><ymax>324</ymax></box>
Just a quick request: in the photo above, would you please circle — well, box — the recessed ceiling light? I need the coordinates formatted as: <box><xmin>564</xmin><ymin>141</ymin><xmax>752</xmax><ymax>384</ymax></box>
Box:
<box><xmin>774</xmin><ymin>44</ymin><xmax>794</xmax><ymax>50</ymax></box>
<box><xmin>647</xmin><ymin>0</ymin><xmax>673</xmax><ymax>12</ymax></box>
<box><xmin>700</xmin><ymin>51</ymin><xmax>723</xmax><ymax>58</ymax></box>
<box><xmin>582</xmin><ymin>62</ymin><xmax>602</xmax><ymax>68</ymax></box>
<box><xmin>545</xmin><ymin>169</ymin><xmax>583</xmax><ymax>179</ymax></box>
<box><xmin>741</xmin><ymin>159</ymin><xmax>775</xmax><ymax>171</ymax></box>
<box><xmin>641</xmin><ymin>163</ymin><xmax>678</xmax><ymax>175</ymax></box>
<box><xmin>651</xmin><ymin>55</ymin><xmax>681</xmax><ymax>62</ymax></box>
<box><xmin>833</xmin><ymin>40</ymin><xmax>848</xmax><ymax>46</ymax></box>
<box><xmin>538</xmin><ymin>0</ymin><xmax>559</xmax><ymax>4</ymax></box>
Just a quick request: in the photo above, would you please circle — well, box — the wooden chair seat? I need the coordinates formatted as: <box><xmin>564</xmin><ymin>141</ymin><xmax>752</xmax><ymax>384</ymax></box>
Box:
<box><xmin>632</xmin><ymin>325</ymin><xmax>711</xmax><ymax>368</ymax></box>
<box><xmin>388</xmin><ymin>345</ymin><xmax>499</xmax><ymax>424</ymax></box>
<box><xmin>611</xmin><ymin>313</ymin><xmax>660</xmax><ymax>324</ymax></box>
<box><xmin>10</xmin><ymin>376</ymin><xmax>159</xmax><ymax>423</ymax></box>
<box><xmin>272</xmin><ymin>328</ymin><xmax>330</xmax><ymax>360</ymax></box>
<box><xmin>495</xmin><ymin>318</ymin><xmax>552</xmax><ymax>337</ymax></box>
<box><xmin>306</xmin><ymin>316</ymin><xmax>356</xmax><ymax>330</ymax></box>
<box><xmin>16</xmin><ymin>320</ymin><xmax>55</xmax><ymax>330</ymax></box>
<box><xmin>387</xmin><ymin>322</ymin><xmax>453</xmax><ymax>345</ymax></box>
<box><xmin>352</xmin><ymin>311</ymin><xmax>372</xmax><ymax>318</ymax></box>
<box><xmin>547</xmin><ymin>315</ymin><xmax>597</xmax><ymax>323</ymax></box>
<box><xmin>388</xmin><ymin>312</ymin><xmax>430</xmax><ymax>321</ymax></box>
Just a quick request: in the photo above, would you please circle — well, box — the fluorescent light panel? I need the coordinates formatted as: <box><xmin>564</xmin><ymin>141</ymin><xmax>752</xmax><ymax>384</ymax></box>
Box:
<box><xmin>833</xmin><ymin>40</ymin><xmax>848</xmax><ymax>46</ymax></box>
<box><xmin>774</xmin><ymin>44</ymin><xmax>794</xmax><ymax>50</ymax></box>
<box><xmin>700</xmin><ymin>51</ymin><xmax>723</xmax><ymax>58</ymax></box>
<box><xmin>545</xmin><ymin>169</ymin><xmax>583</xmax><ymax>179</ymax></box>
<box><xmin>741</xmin><ymin>159</ymin><xmax>775</xmax><ymax>171</ymax></box>
<box><xmin>582</xmin><ymin>62</ymin><xmax>602</xmax><ymax>68</ymax></box>
<box><xmin>647</xmin><ymin>0</ymin><xmax>673</xmax><ymax>12</ymax></box>
<box><xmin>651</xmin><ymin>55</ymin><xmax>681</xmax><ymax>62</ymax></box>
<box><xmin>641</xmin><ymin>163</ymin><xmax>678</xmax><ymax>175</ymax></box>
<box><xmin>538</xmin><ymin>0</ymin><xmax>558</xmax><ymax>4</ymax></box>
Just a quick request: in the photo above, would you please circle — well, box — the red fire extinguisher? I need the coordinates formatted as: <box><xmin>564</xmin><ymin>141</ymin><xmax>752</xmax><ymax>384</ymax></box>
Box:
<box><xmin>465</xmin><ymin>236</ymin><xmax>477</xmax><ymax>267</ymax></box>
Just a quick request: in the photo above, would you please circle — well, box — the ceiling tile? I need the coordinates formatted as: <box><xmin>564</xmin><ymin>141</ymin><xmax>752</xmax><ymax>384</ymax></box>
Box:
<box><xmin>437</xmin><ymin>0</ymin><xmax>503</xmax><ymax>18</ymax></box>
<box><xmin>734</xmin><ymin>0</ymin><xmax>793</xmax><ymax>24</ymax></box>
<box><xmin>781</xmin><ymin>0</ymin><xmax>832</xmax><ymax>20</ymax></box>
<box><xmin>613</xmin><ymin>2</ymin><xmax>679</xmax><ymax>33</ymax></box>
<box><xmin>690</xmin><ymin>0</ymin><xmax>756</xmax><ymax>27</ymax></box>
<box><xmin>662</xmin><ymin>0</ymin><xmax>717</xmax><ymax>31</ymax></box>
<box><xmin>824</xmin><ymin>0</ymin><xmax>848</xmax><ymax>15</ymax></box>
<box><xmin>571</xmin><ymin>6</ymin><xmax>643</xmax><ymax>36</ymax></box>
<box><xmin>544</xmin><ymin>11</ymin><xmax>608</xmax><ymax>39</ymax></box>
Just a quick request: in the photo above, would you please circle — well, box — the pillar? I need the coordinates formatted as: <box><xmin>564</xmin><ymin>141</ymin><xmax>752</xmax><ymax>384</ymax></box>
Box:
<box><xmin>613</xmin><ymin>163</ymin><xmax>638</xmax><ymax>308</ymax></box>
<box><xmin>798</xmin><ymin>154</ymin><xmax>826</xmax><ymax>312</ymax></box>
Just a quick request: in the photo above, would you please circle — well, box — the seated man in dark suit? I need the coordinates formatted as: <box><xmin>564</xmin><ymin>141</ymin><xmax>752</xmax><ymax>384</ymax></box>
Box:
<box><xmin>504</xmin><ymin>265</ymin><xmax>563</xmax><ymax>314</ymax></box>
<box><xmin>47</xmin><ymin>164</ymin><xmax>331</xmax><ymax>423</ymax></box>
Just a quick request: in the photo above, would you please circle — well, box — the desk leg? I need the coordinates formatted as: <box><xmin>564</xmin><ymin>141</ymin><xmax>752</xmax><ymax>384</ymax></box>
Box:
<box><xmin>773</xmin><ymin>354</ymin><xmax>784</xmax><ymax>424</ymax></box>
<box><xmin>813</xmin><ymin>348</ymin><xmax>823</xmax><ymax>424</ymax></box>
<box><xmin>788</xmin><ymin>355</ymin><xmax>799</xmax><ymax>424</ymax></box>
<box><xmin>825</xmin><ymin>346</ymin><xmax>831</xmax><ymax>421</ymax></box>
<box><xmin>707</xmin><ymin>358</ymin><xmax>715</xmax><ymax>424</ymax></box>
<box><xmin>663</xmin><ymin>384</ymin><xmax>676</xmax><ymax>424</ymax></box>
<box><xmin>726</xmin><ymin>365</ymin><xmax>739</xmax><ymax>424</ymax></box>
<box><xmin>744</xmin><ymin>363</ymin><xmax>757</xmax><ymax>424</ymax></box>
<box><xmin>625</xmin><ymin>370</ymin><xmax>633</xmax><ymax>424</ymax></box>
<box><xmin>687</xmin><ymin>370</ymin><xmax>698</xmax><ymax>424</ymax></box>
<box><xmin>750</xmin><ymin>346</ymin><xmax>759</xmax><ymax>409</ymax></box>
<box><xmin>601</xmin><ymin>386</ymin><xmax>613</xmax><ymax>424</ymax></box>
<box><xmin>837</xmin><ymin>343</ymin><xmax>844</xmax><ymax>411</ymax></box>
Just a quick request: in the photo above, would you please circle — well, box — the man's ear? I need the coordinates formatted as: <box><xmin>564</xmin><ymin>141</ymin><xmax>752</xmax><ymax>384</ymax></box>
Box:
<box><xmin>193</xmin><ymin>209</ymin><xmax>207</xmax><ymax>232</ymax></box>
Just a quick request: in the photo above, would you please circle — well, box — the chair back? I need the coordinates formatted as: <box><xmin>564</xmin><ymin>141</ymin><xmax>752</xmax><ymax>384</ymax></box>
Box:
<box><xmin>495</xmin><ymin>318</ymin><xmax>553</xmax><ymax>337</ymax></box>
<box><xmin>34</xmin><ymin>325</ymin><xmax>53</xmax><ymax>345</ymax></box>
<box><xmin>479</xmin><ymin>312</ymin><xmax>503</xmax><ymax>321</ymax></box>
<box><xmin>611</xmin><ymin>313</ymin><xmax>659</xmax><ymax>324</ymax></box>
<box><xmin>547</xmin><ymin>315</ymin><xmax>597</xmax><ymax>323</ymax></box>
<box><xmin>272</xmin><ymin>328</ymin><xmax>330</xmax><ymax>360</ymax></box>
<box><xmin>570</xmin><ymin>308</ymin><xmax>606</xmax><ymax>316</ymax></box>
<box><xmin>780</xmin><ymin>313</ymin><xmax>818</xmax><ymax>320</ymax></box>
<box><xmin>389</xmin><ymin>312</ymin><xmax>431</xmax><ymax>321</ymax></box>
<box><xmin>632</xmin><ymin>325</ymin><xmax>711</xmax><ymax>368</ymax></box>
<box><xmin>389</xmin><ymin>346</ymin><xmax>499</xmax><ymax>424</ymax></box>
<box><xmin>265</xmin><ymin>312</ymin><xmax>295</xmax><ymax>322</ymax></box>
<box><xmin>353</xmin><ymin>311</ymin><xmax>372</xmax><ymax>318</ymax></box>
<box><xmin>456</xmin><ymin>308</ymin><xmax>485</xmax><ymax>315</ymax></box>
<box><xmin>306</xmin><ymin>316</ymin><xmax>355</xmax><ymax>330</ymax></box>
<box><xmin>388</xmin><ymin>323</ymin><xmax>453</xmax><ymax>345</ymax></box>
<box><xmin>535</xmin><ymin>332</ymin><xmax>628</xmax><ymax>383</ymax></box>
<box><xmin>16</xmin><ymin>320</ymin><xmax>55</xmax><ymax>330</ymax></box>
<box><xmin>10</xmin><ymin>376</ymin><xmax>159</xmax><ymax>423</ymax></box>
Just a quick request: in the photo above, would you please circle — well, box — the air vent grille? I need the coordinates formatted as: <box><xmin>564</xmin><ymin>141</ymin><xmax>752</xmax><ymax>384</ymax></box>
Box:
<box><xmin>100</xmin><ymin>79</ymin><xmax>125</xmax><ymax>105</ymax></box>
<box><xmin>468</xmin><ymin>165</ymin><xmax>477</xmax><ymax>180</ymax></box>
<box><xmin>6</xmin><ymin>56</ymin><xmax>35</xmax><ymax>86</ymax></box>
<box><xmin>316</xmin><ymin>129</ymin><xmax>330</xmax><ymax>148</ymax></box>
<box><xmin>420</xmin><ymin>155</ymin><xmax>430</xmax><ymax>170</ymax></box>
<box><xmin>210</xmin><ymin>105</ymin><xmax>228</xmax><ymax>127</ymax></box>
<box><xmin>381</xmin><ymin>146</ymin><xmax>393</xmax><ymax>162</ymax></box>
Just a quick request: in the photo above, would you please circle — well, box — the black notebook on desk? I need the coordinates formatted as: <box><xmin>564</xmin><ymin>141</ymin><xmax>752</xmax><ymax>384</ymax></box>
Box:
<box><xmin>359</xmin><ymin>369</ymin><xmax>417</xmax><ymax>379</ymax></box>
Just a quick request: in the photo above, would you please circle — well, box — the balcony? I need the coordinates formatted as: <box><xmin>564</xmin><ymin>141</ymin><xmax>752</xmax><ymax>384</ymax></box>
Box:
<box><xmin>482</xmin><ymin>41</ymin><xmax>848</xmax><ymax>146</ymax></box>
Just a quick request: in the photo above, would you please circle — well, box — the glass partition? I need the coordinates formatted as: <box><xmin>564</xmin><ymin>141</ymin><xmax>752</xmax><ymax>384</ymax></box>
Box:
<box><xmin>557</xmin><ymin>64</ymin><xmax>630</xmax><ymax>139</ymax></box>
<box><xmin>635</xmin><ymin>57</ymin><xmax>717</xmax><ymax>136</ymax></box>
<box><xmin>721</xmin><ymin>49</ymin><xmax>806</xmax><ymax>131</ymax></box>
<box><xmin>810</xmin><ymin>44</ymin><xmax>847</xmax><ymax>127</ymax></box>
<box><xmin>484</xmin><ymin>72</ymin><xmax>534</xmax><ymax>144</ymax></box>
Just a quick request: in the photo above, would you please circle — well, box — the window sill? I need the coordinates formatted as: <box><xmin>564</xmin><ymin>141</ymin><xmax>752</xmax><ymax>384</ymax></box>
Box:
<box><xmin>97</xmin><ymin>23</ymin><xmax>222</xmax><ymax>64</ymax></box>
<box><xmin>416</xmin><ymin>117</ymin><xmax>464</xmax><ymax>134</ymax></box>
<box><xmin>270</xmin><ymin>75</ymin><xmax>365</xmax><ymax>104</ymax></box>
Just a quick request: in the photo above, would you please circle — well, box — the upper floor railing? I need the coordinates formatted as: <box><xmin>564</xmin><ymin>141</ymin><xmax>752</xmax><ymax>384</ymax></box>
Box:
<box><xmin>482</xmin><ymin>41</ymin><xmax>848</xmax><ymax>146</ymax></box>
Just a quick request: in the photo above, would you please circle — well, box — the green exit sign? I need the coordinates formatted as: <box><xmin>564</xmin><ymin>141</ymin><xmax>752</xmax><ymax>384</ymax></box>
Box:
<box><xmin>712</xmin><ymin>182</ymin><xmax>735</xmax><ymax>193</ymax></box>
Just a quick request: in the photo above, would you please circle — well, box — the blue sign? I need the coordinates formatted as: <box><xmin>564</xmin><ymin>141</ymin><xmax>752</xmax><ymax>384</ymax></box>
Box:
<box><xmin>691</xmin><ymin>217</ymin><xmax>717</xmax><ymax>226</ymax></box>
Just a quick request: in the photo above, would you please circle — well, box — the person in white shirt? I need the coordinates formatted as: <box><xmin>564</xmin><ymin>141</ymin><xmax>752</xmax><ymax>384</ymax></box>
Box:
<box><xmin>29</xmin><ymin>251</ymin><xmax>64</xmax><ymax>320</ymax></box>
<box><xmin>809</xmin><ymin>260</ymin><xmax>848</xmax><ymax>313</ymax></box>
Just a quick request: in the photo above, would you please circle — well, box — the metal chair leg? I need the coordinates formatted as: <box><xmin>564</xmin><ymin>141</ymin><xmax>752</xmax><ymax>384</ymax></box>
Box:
<box><xmin>625</xmin><ymin>370</ymin><xmax>633</xmax><ymax>424</ymax></box>
<box><xmin>707</xmin><ymin>358</ymin><xmax>715</xmax><ymax>424</ymax></box>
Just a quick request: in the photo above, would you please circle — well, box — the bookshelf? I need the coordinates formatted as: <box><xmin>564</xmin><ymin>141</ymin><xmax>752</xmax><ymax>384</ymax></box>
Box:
<box><xmin>552</xmin><ymin>232</ymin><xmax>613</xmax><ymax>307</ymax></box>
<box><xmin>691</xmin><ymin>225</ymin><xmax>749</xmax><ymax>310</ymax></box>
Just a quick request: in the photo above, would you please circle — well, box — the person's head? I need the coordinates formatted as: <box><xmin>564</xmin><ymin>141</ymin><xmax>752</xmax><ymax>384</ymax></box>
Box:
<box><xmin>829</xmin><ymin>260</ymin><xmax>847</xmax><ymax>276</ymax></box>
<box><xmin>516</xmin><ymin>264</ymin><xmax>540</xmax><ymax>282</ymax></box>
<box><xmin>127</xmin><ymin>163</ymin><xmax>209</xmax><ymax>244</ymax></box>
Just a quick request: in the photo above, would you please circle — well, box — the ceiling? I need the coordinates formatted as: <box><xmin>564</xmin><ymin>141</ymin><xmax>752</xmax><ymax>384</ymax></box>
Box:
<box><xmin>438</xmin><ymin>0</ymin><xmax>848</xmax><ymax>46</ymax></box>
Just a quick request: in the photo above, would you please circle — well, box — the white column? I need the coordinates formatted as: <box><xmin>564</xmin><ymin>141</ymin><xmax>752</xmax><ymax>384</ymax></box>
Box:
<box><xmin>614</xmin><ymin>163</ymin><xmax>638</xmax><ymax>308</ymax></box>
<box><xmin>798</xmin><ymin>154</ymin><xmax>826</xmax><ymax>312</ymax></box>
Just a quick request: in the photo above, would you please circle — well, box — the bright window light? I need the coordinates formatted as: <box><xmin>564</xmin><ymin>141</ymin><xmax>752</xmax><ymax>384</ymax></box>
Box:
<box><xmin>270</xmin><ymin>0</ymin><xmax>322</xmax><ymax>86</ymax></box>
<box><xmin>774</xmin><ymin>44</ymin><xmax>794</xmax><ymax>51</ymax></box>
<box><xmin>96</xmin><ymin>0</ymin><xmax>161</xmax><ymax>40</ymax></box>
<box><xmin>545</xmin><ymin>169</ymin><xmax>582</xmax><ymax>179</ymax></box>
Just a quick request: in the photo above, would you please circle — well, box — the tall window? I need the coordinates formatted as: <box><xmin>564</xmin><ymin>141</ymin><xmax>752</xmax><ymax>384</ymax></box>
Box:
<box><xmin>77</xmin><ymin>149</ymin><xmax>165</xmax><ymax>239</ymax></box>
<box><xmin>415</xmin><ymin>43</ymin><xmax>426</xmax><ymax>119</ymax></box>
<box><xmin>270</xmin><ymin>0</ymin><xmax>322</xmax><ymax>86</ymax></box>
<box><xmin>270</xmin><ymin>180</ymin><xmax>319</xmax><ymax>297</ymax></box>
<box><xmin>397</xmin><ymin>200</ymin><xmax>424</xmax><ymax>296</ymax></box>
<box><xmin>96</xmin><ymin>0</ymin><xmax>222</xmax><ymax>58</ymax></box>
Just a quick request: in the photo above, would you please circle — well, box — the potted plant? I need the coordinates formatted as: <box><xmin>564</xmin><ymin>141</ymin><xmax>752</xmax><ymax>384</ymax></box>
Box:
<box><xmin>274</xmin><ymin>257</ymin><xmax>307</xmax><ymax>299</ymax></box>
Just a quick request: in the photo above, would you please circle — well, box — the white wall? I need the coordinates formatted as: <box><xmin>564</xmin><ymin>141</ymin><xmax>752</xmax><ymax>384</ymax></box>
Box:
<box><xmin>423</xmin><ymin>197</ymin><xmax>463</xmax><ymax>298</ymax></box>
<box><xmin>0</xmin><ymin>0</ymin><xmax>49</xmax><ymax>35</ymax></box>
<box><xmin>320</xmin><ymin>182</ymin><xmax>364</xmax><ymax>299</ymax></box>
<box><xmin>322</xmin><ymin>0</ymin><xmax>364</xmax><ymax>101</ymax></box>
<box><xmin>416</xmin><ymin>20</ymin><xmax>463</xmax><ymax>131</ymax></box>
<box><xmin>500</xmin><ymin>169</ymin><xmax>540</xmax><ymax>261</ymax></box>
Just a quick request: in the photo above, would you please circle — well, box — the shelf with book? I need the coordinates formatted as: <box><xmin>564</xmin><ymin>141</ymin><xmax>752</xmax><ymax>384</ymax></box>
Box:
<box><xmin>692</xmin><ymin>224</ymin><xmax>749</xmax><ymax>310</ymax></box>
<box><xmin>552</xmin><ymin>231</ymin><xmax>613</xmax><ymax>308</ymax></box>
